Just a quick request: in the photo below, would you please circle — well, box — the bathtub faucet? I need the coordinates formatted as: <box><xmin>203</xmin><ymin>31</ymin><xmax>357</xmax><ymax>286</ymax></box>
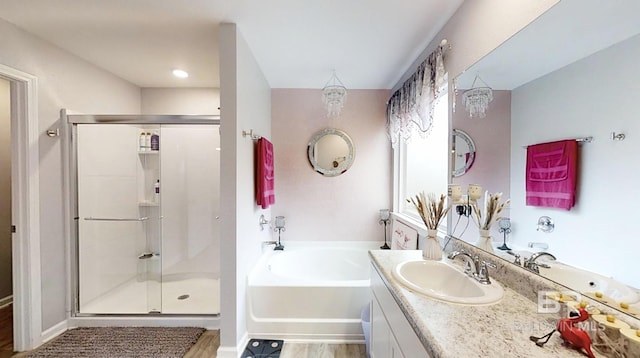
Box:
<box><xmin>524</xmin><ymin>252</ymin><xmax>556</xmax><ymax>274</ymax></box>
<box><xmin>262</xmin><ymin>241</ymin><xmax>281</xmax><ymax>251</ymax></box>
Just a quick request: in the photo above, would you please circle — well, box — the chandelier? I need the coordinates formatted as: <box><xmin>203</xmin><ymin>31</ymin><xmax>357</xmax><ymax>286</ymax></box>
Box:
<box><xmin>461</xmin><ymin>74</ymin><xmax>493</xmax><ymax>118</ymax></box>
<box><xmin>322</xmin><ymin>71</ymin><xmax>347</xmax><ymax>118</ymax></box>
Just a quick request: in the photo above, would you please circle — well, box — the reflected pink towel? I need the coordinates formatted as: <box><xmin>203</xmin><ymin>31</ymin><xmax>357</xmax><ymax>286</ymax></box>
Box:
<box><xmin>526</xmin><ymin>140</ymin><xmax>578</xmax><ymax>210</ymax></box>
<box><xmin>256</xmin><ymin>138</ymin><xmax>275</xmax><ymax>209</ymax></box>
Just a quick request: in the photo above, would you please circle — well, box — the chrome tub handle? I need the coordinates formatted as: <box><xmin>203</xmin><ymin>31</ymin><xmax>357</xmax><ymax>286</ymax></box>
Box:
<box><xmin>138</xmin><ymin>253</ymin><xmax>158</xmax><ymax>260</ymax></box>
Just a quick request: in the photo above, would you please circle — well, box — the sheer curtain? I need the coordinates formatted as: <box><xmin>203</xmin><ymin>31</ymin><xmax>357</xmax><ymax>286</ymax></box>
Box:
<box><xmin>386</xmin><ymin>46</ymin><xmax>447</xmax><ymax>148</ymax></box>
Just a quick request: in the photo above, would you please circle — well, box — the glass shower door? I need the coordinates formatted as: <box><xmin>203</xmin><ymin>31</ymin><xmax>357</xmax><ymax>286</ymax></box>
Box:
<box><xmin>159</xmin><ymin>125</ymin><xmax>220</xmax><ymax>314</ymax></box>
<box><xmin>76</xmin><ymin>124</ymin><xmax>162</xmax><ymax>314</ymax></box>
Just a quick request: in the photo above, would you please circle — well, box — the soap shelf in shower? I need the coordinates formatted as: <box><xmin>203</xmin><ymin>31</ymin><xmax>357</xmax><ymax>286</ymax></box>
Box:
<box><xmin>139</xmin><ymin>201</ymin><xmax>160</xmax><ymax>207</ymax></box>
<box><xmin>138</xmin><ymin>150</ymin><xmax>159</xmax><ymax>155</ymax></box>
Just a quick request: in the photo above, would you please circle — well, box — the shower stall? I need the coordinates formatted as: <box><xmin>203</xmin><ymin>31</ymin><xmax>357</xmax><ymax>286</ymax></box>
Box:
<box><xmin>67</xmin><ymin>114</ymin><xmax>220</xmax><ymax>316</ymax></box>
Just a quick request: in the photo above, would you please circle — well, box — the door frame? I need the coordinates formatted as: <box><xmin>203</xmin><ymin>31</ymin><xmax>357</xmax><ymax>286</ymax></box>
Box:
<box><xmin>1</xmin><ymin>64</ymin><xmax>42</xmax><ymax>351</ymax></box>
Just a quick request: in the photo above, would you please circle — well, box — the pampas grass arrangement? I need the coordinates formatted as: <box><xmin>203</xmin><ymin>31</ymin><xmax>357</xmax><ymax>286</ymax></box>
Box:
<box><xmin>471</xmin><ymin>191</ymin><xmax>510</xmax><ymax>230</ymax></box>
<box><xmin>407</xmin><ymin>192</ymin><xmax>450</xmax><ymax>260</ymax></box>
<box><xmin>407</xmin><ymin>192</ymin><xmax>450</xmax><ymax>230</ymax></box>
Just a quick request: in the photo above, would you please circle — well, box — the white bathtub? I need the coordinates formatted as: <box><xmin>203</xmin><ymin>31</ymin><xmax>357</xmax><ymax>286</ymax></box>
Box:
<box><xmin>247</xmin><ymin>241</ymin><xmax>376</xmax><ymax>342</ymax></box>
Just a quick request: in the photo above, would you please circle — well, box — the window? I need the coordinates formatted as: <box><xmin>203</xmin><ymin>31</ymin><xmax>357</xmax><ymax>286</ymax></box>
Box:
<box><xmin>393</xmin><ymin>86</ymin><xmax>449</xmax><ymax>230</ymax></box>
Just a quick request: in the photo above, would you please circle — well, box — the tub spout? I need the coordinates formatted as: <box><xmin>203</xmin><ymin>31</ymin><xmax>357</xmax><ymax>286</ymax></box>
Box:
<box><xmin>262</xmin><ymin>241</ymin><xmax>284</xmax><ymax>251</ymax></box>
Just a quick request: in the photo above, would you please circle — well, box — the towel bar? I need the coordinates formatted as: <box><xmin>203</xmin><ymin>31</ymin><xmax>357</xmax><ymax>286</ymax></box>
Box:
<box><xmin>84</xmin><ymin>217</ymin><xmax>148</xmax><ymax>222</ymax></box>
<box><xmin>522</xmin><ymin>136</ymin><xmax>592</xmax><ymax>148</ymax></box>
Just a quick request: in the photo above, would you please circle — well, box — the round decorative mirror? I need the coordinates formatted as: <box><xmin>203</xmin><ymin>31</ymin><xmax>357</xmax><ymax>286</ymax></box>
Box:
<box><xmin>307</xmin><ymin>128</ymin><xmax>355</xmax><ymax>176</ymax></box>
<box><xmin>452</xmin><ymin>129</ymin><xmax>476</xmax><ymax>177</ymax></box>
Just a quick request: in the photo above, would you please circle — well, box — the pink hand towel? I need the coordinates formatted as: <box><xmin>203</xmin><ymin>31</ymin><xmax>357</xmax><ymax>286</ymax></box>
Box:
<box><xmin>526</xmin><ymin>140</ymin><xmax>578</xmax><ymax>210</ymax></box>
<box><xmin>256</xmin><ymin>138</ymin><xmax>275</xmax><ymax>209</ymax></box>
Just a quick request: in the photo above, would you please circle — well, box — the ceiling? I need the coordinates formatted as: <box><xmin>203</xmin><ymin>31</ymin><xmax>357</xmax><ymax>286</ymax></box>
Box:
<box><xmin>457</xmin><ymin>0</ymin><xmax>640</xmax><ymax>90</ymax></box>
<box><xmin>0</xmin><ymin>0</ymin><xmax>464</xmax><ymax>89</ymax></box>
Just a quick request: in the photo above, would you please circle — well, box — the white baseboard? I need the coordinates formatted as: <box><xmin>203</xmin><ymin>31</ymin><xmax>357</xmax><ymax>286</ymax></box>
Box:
<box><xmin>40</xmin><ymin>319</ymin><xmax>69</xmax><ymax>344</ymax></box>
<box><xmin>216</xmin><ymin>331</ymin><xmax>249</xmax><ymax>358</ymax></box>
<box><xmin>0</xmin><ymin>295</ymin><xmax>13</xmax><ymax>308</ymax></box>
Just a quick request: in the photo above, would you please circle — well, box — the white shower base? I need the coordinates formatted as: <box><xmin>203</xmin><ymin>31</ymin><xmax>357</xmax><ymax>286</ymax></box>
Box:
<box><xmin>81</xmin><ymin>275</ymin><xmax>219</xmax><ymax>315</ymax></box>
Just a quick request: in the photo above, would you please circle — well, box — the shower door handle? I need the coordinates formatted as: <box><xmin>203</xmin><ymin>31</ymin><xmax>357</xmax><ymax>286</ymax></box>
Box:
<box><xmin>84</xmin><ymin>217</ymin><xmax>149</xmax><ymax>222</ymax></box>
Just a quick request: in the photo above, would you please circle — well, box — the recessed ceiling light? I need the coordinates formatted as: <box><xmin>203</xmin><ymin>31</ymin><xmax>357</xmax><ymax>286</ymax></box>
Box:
<box><xmin>172</xmin><ymin>69</ymin><xmax>189</xmax><ymax>78</ymax></box>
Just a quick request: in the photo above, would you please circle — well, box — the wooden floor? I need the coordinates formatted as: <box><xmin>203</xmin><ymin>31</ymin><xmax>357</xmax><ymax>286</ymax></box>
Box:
<box><xmin>183</xmin><ymin>331</ymin><xmax>366</xmax><ymax>358</ymax></box>
<box><xmin>0</xmin><ymin>304</ymin><xmax>13</xmax><ymax>358</ymax></box>
<box><xmin>8</xmin><ymin>326</ymin><xmax>366</xmax><ymax>358</ymax></box>
<box><xmin>183</xmin><ymin>330</ymin><xmax>220</xmax><ymax>357</ymax></box>
<box><xmin>279</xmin><ymin>342</ymin><xmax>367</xmax><ymax>358</ymax></box>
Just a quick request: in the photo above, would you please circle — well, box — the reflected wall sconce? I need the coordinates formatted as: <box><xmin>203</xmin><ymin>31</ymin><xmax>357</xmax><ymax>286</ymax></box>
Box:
<box><xmin>379</xmin><ymin>209</ymin><xmax>390</xmax><ymax>249</ymax></box>
<box><xmin>448</xmin><ymin>183</ymin><xmax>482</xmax><ymax>217</ymax></box>
<box><xmin>497</xmin><ymin>218</ymin><xmax>512</xmax><ymax>251</ymax></box>
<box><xmin>273</xmin><ymin>216</ymin><xmax>285</xmax><ymax>250</ymax></box>
<box><xmin>461</xmin><ymin>74</ymin><xmax>493</xmax><ymax>118</ymax></box>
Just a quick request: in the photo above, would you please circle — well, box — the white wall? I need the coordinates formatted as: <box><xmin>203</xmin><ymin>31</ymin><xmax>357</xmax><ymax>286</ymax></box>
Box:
<box><xmin>0</xmin><ymin>78</ymin><xmax>11</xmax><ymax>300</ymax></box>
<box><xmin>141</xmin><ymin>88</ymin><xmax>220</xmax><ymax>115</ymax></box>
<box><xmin>510</xmin><ymin>33</ymin><xmax>640</xmax><ymax>289</ymax></box>
<box><xmin>0</xmin><ymin>18</ymin><xmax>141</xmax><ymax>331</ymax></box>
<box><xmin>219</xmin><ymin>23</ymin><xmax>272</xmax><ymax>357</ymax></box>
<box><xmin>271</xmin><ymin>89</ymin><xmax>391</xmax><ymax>243</ymax></box>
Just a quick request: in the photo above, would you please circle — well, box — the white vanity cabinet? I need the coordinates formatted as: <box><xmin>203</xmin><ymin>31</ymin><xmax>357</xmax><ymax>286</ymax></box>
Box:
<box><xmin>370</xmin><ymin>263</ymin><xmax>430</xmax><ymax>358</ymax></box>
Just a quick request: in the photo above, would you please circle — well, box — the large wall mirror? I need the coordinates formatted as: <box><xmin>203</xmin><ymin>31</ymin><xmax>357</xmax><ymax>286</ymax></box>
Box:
<box><xmin>307</xmin><ymin>128</ymin><xmax>355</xmax><ymax>176</ymax></box>
<box><xmin>453</xmin><ymin>0</ymin><xmax>640</xmax><ymax>320</ymax></box>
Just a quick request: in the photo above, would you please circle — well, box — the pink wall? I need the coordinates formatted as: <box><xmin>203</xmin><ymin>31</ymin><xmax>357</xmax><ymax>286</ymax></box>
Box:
<box><xmin>452</xmin><ymin>90</ymin><xmax>511</xmax><ymax>241</ymax></box>
<box><xmin>271</xmin><ymin>89</ymin><xmax>392</xmax><ymax>242</ymax></box>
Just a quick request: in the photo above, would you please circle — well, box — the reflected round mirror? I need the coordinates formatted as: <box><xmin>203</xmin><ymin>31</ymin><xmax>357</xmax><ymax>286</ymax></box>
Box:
<box><xmin>452</xmin><ymin>129</ymin><xmax>476</xmax><ymax>177</ymax></box>
<box><xmin>307</xmin><ymin>128</ymin><xmax>355</xmax><ymax>176</ymax></box>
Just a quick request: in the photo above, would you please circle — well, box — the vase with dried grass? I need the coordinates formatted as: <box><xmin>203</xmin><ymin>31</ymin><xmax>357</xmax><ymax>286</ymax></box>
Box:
<box><xmin>471</xmin><ymin>191</ymin><xmax>510</xmax><ymax>253</ymax></box>
<box><xmin>407</xmin><ymin>192</ymin><xmax>450</xmax><ymax>260</ymax></box>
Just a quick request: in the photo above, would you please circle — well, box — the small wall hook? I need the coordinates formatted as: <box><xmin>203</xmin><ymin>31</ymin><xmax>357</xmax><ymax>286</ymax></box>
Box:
<box><xmin>46</xmin><ymin>128</ymin><xmax>60</xmax><ymax>137</ymax></box>
<box><xmin>611</xmin><ymin>132</ymin><xmax>626</xmax><ymax>141</ymax></box>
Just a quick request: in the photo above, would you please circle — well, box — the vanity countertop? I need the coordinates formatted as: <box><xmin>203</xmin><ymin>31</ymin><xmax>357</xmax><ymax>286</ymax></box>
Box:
<box><xmin>369</xmin><ymin>250</ymin><xmax>590</xmax><ymax>358</ymax></box>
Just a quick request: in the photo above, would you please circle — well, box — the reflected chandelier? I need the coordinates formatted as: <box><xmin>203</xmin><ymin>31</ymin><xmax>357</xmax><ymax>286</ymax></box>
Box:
<box><xmin>322</xmin><ymin>71</ymin><xmax>347</xmax><ymax>118</ymax></box>
<box><xmin>462</xmin><ymin>74</ymin><xmax>493</xmax><ymax>118</ymax></box>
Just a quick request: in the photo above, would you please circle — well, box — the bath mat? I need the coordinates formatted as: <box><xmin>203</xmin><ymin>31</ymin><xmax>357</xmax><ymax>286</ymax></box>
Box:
<box><xmin>241</xmin><ymin>339</ymin><xmax>284</xmax><ymax>358</ymax></box>
<box><xmin>24</xmin><ymin>327</ymin><xmax>205</xmax><ymax>358</ymax></box>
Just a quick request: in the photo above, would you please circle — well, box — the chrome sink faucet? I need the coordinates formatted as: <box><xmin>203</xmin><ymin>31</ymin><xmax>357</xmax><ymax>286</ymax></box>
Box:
<box><xmin>448</xmin><ymin>250</ymin><xmax>497</xmax><ymax>285</ymax></box>
<box><xmin>523</xmin><ymin>252</ymin><xmax>557</xmax><ymax>274</ymax></box>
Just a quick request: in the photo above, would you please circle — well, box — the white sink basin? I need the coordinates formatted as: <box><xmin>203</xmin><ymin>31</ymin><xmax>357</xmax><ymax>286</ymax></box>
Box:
<box><xmin>539</xmin><ymin>263</ymin><xmax>640</xmax><ymax>304</ymax></box>
<box><xmin>392</xmin><ymin>260</ymin><xmax>504</xmax><ymax>305</ymax></box>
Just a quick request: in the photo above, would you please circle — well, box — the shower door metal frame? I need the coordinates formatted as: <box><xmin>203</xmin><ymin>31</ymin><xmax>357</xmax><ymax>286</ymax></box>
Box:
<box><xmin>65</xmin><ymin>110</ymin><xmax>220</xmax><ymax>317</ymax></box>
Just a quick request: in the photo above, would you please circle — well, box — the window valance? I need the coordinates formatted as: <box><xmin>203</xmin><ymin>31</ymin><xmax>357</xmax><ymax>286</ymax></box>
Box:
<box><xmin>386</xmin><ymin>46</ymin><xmax>446</xmax><ymax>148</ymax></box>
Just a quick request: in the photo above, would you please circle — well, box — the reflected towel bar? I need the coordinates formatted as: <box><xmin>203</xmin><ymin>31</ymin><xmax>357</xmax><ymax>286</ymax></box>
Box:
<box><xmin>84</xmin><ymin>217</ymin><xmax>149</xmax><ymax>222</ymax></box>
<box><xmin>522</xmin><ymin>136</ymin><xmax>592</xmax><ymax>148</ymax></box>
<box><xmin>242</xmin><ymin>129</ymin><xmax>262</xmax><ymax>140</ymax></box>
